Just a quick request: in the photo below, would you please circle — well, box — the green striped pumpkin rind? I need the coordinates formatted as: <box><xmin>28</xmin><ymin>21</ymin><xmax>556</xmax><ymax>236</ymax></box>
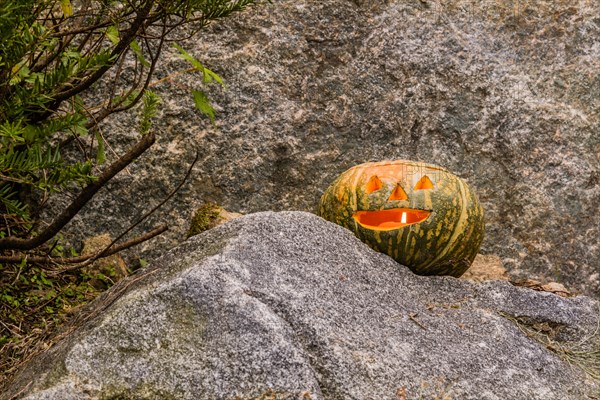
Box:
<box><xmin>318</xmin><ymin>160</ymin><xmax>485</xmax><ymax>277</ymax></box>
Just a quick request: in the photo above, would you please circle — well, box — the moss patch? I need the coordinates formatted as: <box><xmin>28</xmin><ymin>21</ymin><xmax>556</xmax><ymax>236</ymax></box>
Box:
<box><xmin>186</xmin><ymin>203</ymin><xmax>224</xmax><ymax>238</ymax></box>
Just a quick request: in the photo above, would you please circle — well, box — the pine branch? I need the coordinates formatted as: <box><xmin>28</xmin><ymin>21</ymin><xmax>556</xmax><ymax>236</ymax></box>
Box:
<box><xmin>29</xmin><ymin>0</ymin><xmax>155</xmax><ymax>123</ymax></box>
<box><xmin>0</xmin><ymin>132</ymin><xmax>156</xmax><ymax>251</ymax></box>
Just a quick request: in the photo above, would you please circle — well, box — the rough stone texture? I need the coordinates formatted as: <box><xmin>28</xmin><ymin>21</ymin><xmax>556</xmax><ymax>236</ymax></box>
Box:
<box><xmin>4</xmin><ymin>212</ymin><xmax>599</xmax><ymax>399</ymax></box>
<box><xmin>461</xmin><ymin>254</ymin><xmax>508</xmax><ymax>282</ymax></box>
<box><xmin>52</xmin><ymin>1</ymin><xmax>599</xmax><ymax>296</ymax></box>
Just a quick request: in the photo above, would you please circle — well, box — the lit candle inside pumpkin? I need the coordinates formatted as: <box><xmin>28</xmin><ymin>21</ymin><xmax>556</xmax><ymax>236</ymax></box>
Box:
<box><xmin>352</xmin><ymin>209</ymin><xmax>430</xmax><ymax>230</ymax></box>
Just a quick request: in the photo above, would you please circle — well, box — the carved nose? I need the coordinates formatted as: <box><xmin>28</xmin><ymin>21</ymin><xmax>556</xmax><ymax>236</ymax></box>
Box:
<box><xmin>388</xmin><ymin>184</ymin><xmax>408</xmax><ymax>201</ymax></box>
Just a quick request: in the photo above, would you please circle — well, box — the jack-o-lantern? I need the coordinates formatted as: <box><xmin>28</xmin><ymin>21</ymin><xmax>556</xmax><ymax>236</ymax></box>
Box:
<box><xmin>318</xmin><ymin>160</ymin><xmax>485</xmax><ymax>277</ymax></box>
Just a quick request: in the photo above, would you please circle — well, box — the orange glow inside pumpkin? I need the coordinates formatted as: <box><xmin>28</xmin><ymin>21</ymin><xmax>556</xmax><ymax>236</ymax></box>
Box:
<box><xmin>353</xmin><ymin>208</ymin><xmax>431</xmax><ymax>230</ymax></box>
<box><xmin>414</xmin><ymin>175</ymin><xmax>434</xmax><ymax>190</ymax></box>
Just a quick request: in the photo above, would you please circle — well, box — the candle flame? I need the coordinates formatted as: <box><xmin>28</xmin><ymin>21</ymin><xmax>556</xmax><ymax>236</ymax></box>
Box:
<box><xmin>401</xmin><ymin>211</ymin><xmax>407</xmax><ymax>224</ymax></box>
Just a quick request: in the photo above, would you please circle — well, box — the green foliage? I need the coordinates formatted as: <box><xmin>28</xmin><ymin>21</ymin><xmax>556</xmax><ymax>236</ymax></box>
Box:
<box><xmin>139</xmin><ymin>91</ymin><xmax>162</xmax><ymax>135</ymax></box>
<box><xmin>192</xmin><ymin>90</ymin><xmax>217</xmax><ymax>123</ymax></box>
<box><xmin>0</xmin><ymin>0</ymin><xmax>264</xmax><ymax>388</ymax></box>
<box><xmin>174</xmin><ymin>43</ymin><xmax>225</xmax><ymax>122</ymax></box>
<box><xmin>0</xmin><ymin>0</ymin><xmax>258</xmax><ymax>238</ymax></box>
<box><xmin>173</xmin><ymin>43</ymin><xmax>224</xmax><ymax>85</ymax></box>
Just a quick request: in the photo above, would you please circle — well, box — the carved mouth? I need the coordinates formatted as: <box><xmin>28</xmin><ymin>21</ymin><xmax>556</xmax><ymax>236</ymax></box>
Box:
<box><xmin>353</xmin><ymin>208</ymin><xmax>431</xmax><ymax>231</ymax></box>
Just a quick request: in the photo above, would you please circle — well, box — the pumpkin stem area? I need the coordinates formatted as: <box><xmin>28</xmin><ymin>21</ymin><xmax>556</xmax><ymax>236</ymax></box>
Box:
<box><xmin>353</xmin><ymin>208</ymin><xmax>431</xmax><ymax>230</ymax></box>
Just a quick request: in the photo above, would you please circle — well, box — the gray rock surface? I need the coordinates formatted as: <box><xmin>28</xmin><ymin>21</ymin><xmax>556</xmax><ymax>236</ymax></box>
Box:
<box><xmin>4</xmin><ymin>212</ymin><xmax>599</xmax><ymax>399</ymax></box>
<box><xmin>55</xmin><ymin>0</ymin><xmax>599</xmax><ymax>296</ymax></box>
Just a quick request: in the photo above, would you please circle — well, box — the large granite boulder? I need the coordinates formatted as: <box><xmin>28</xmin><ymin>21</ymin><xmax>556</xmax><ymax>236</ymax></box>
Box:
<box><xmin>4</xmin><ymin>212</ymin><xmax>599</xmax><ymax>399</ymax></box>
<box><xmin>53</xmin><ymin>1</ymin><xmax>599</xmax><ymax>297</ymax></box>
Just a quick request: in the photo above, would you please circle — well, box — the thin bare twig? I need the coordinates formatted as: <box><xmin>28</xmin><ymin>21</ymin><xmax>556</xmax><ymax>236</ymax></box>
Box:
<box><xmin>0</xmin><ymin>224</ymin><xmax>167</xmax><ymax>266</ymax></box>
<box><xmin>93</xmin><ymin>148</ymin><xmax>199</xmax><ymax>262</ymax></box>
<box><xmin>46</xmin><ymin>148</ymin><xmax>198</xmax><ymax>273</ymax></box>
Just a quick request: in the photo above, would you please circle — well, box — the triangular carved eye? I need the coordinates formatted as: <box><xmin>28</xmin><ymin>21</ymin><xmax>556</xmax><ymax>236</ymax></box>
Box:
<box><xmin>366</xmin><ymin>175</ymin><xmax>383</xmax><ymax>193</ymax></box>
<box><xmin>414</xmin><ymin>175</ymin><xmax>434</xmax><ymax>190</ymax></box>
<box><xmin>388</xmin><ymin>184</ymin><xmax>408</xmax><ymax>201</ymax></box>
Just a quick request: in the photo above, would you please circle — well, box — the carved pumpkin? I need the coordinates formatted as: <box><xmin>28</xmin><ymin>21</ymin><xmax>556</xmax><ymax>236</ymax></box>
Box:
<box><xmin>318</xmin><ymin>160</ymin><xmax>485</xmax><ymax>277</ymax></box>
